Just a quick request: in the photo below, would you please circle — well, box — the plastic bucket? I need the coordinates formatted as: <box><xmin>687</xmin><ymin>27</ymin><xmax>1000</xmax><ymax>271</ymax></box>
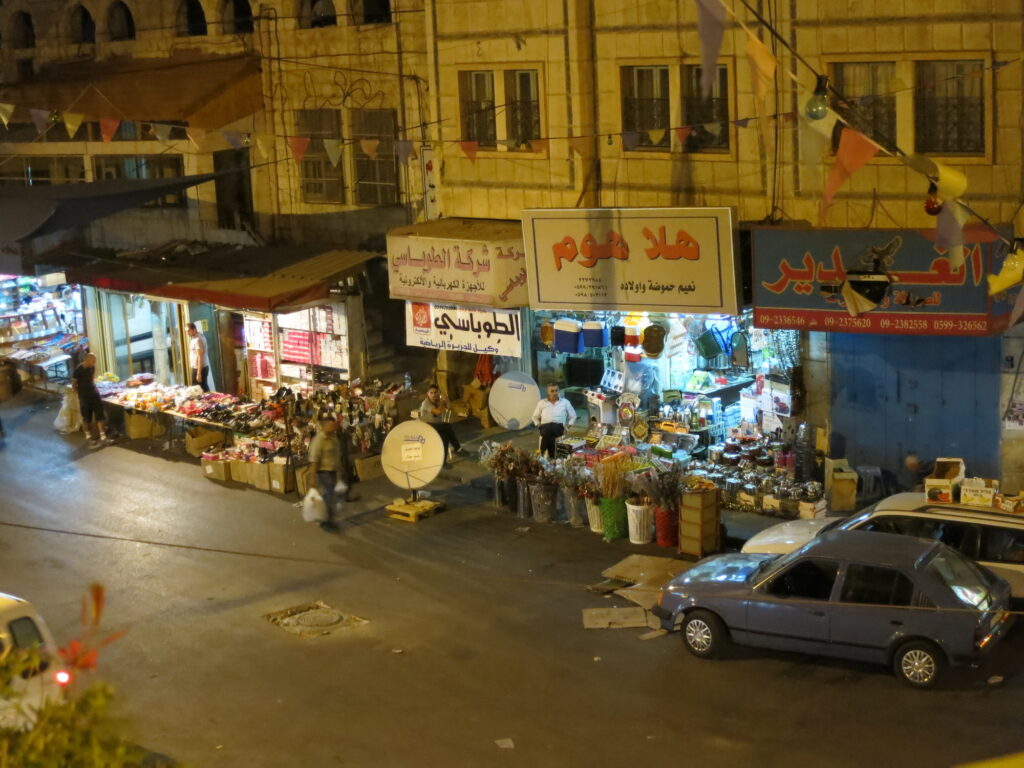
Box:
<box><xmin>492</xmin><ymin>474</ymin><xmax>505</xmax><ymax>508</ymax></box>
<box><xmin>599</xmin><ymin>497</ymin><xmax>628</xmax><ymax>542</ymax></box>
<box><xmin>654</xmin><ymin>505</ymin><xmax>678</xmax><ymax>548</ymax></box>
<box><xmin>626</xmin><ymin>501</ymin><xmax>654</xmax><ymax>545</ymax></box>
<box><xmin>562</xmin><ymin>490</ymin><xmax>586</xmax><ymax>527</ymax></box>
<box><xmin>503</xmin><ymin>477</ymin><xmax>518</xmax><ymax>514</ymax></box>
<box><xmin>516</xmin><ymin>477</ymin><xmax>533</xmax><ymax>519</ymax></box>
<box><xmin>529</xmin><ymin>482</ymin><xmax>558</xmax><ymax>523</ymax></box>
<box><xmin>585</xmin><ymin>498</ymin><xmax>603</xmax><ymax>533</ymax></box>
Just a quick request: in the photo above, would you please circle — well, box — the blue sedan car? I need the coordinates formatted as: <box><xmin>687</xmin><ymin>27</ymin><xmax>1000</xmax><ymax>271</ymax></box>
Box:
<box><xmin>653</xmin><ymin>530</ymin><xmax>1013</xmax><ymax>687</ymax></box>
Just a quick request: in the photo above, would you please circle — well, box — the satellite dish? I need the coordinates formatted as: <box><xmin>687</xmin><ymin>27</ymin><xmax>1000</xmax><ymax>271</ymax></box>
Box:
<box><xmin>381</xmin><ymin>419</ymin><xmax>446</xmax><ymax>491</ymax></box>
<box><xmin>488</xmin><ymin>371</ymin><xmax>540</xmax><ymax>430</ymax></box>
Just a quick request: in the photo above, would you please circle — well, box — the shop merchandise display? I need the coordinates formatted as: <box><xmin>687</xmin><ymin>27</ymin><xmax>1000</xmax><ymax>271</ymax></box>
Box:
<box><xmin>0</xmin><ymin>277</ymin><xmax>86</xmax><ymax>386</ymax></box>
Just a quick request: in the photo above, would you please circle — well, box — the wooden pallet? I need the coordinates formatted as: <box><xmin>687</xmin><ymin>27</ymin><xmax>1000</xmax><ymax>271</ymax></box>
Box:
<box><xmin>386</xmin><ymin>499</ymin><xmax>445</xmax><ymax>523</ymax></box>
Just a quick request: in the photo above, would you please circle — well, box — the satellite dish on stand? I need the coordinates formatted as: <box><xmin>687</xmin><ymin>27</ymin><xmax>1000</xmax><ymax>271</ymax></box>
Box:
<box><xmin>488</xmin><ymin>371</ymin><xmax>541</xmax><ymax>430</ymax></box>
<box><xmin>382</xmin><ymin>419</ymin><xmax>447</xmax><ymax>522</ymax></box>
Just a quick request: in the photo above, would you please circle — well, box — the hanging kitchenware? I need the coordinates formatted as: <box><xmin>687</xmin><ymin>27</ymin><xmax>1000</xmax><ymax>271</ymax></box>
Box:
<box><xmin>694</xmin><ymin>326</ymin><xmax>729</xmax><ymax>360</ymax></box>
<box><xmin>730</xmin><ymin>330</ymin><xmax>750</xmax><ymax>368</ymax></box>
<box><xmin>641</xmin><ymin>322</ymin><xmax>666</xmax><ymax>358</ymax></box>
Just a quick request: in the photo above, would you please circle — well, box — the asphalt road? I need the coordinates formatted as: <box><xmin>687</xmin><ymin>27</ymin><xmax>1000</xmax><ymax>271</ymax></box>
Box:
<box><xmin>2</xmin><ymin>390</ymin><xmax>1024</xmax><ymax>768</ymax></box>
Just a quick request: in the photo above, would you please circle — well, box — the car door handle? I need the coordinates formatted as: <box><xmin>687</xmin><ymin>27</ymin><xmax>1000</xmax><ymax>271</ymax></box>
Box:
<box><xmin>809</xmin><ymin>610</ymin><xmax>826</xmax><ymax>617</ymax></box>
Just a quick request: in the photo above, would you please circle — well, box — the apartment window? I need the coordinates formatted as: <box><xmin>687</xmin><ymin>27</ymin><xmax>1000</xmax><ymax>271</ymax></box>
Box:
<box><xmin>108</xmin><ymin>1</ymin><xmax>135</xmax><ymax>41</ymax></box>
<box><xmin>0</xmin><ymin>156</ymin><xmax>85</xmax><ymax>186</ymax></box>
<box><xmin>915</xmin><ymin>59</ymin><xmax>984</xmax><ymax>155</ymax></box>
<box><xmin>351</xmin><ymin>109</ymin><xmax>398</xmax><ymax>206</ymax></box>
<box><xmin>224</xmin><ymin>0</ymin><xmax>254</xmax><ymax>34</ymax></box>
<box><xmin>682</xmin><ymin>65</ymin><xmax>730</xmax><ymax>152</ymax></box>
<box><xmin>301</xmin><ymin>0</ymin><xmax>337</xmax><ymax>28</ymax></box>
<box><xmin>177</xmin><ymin>0</ymin><xmax>208</xmax><ymax>36</ymax></box>
<box><xmin>351</xmin><ymin>0</ymin><xmax>391</xmax><ymax>24</ymax></box>
<box><xmin>460</xmin><ymin>71</ymin><xmax>497</xmax><ymax>148</ymax></box>
<box><xmin>621</xmin><ymin>66</ymin><xmax>670</xmax><ymax>150</ymax></box>
<box><xmin>93</xmin><ymin>155</ymin><xmax>186</xmax><ymax>207</ymax></box>
<box><xmin>10</xmin><ymin>11</ymin><xmax>35</xmax><ymax>49</ymax></box>
<box><xmin>830</xmin><ymin>62</ymin><xmax>897</xmax><ymax>152</ymax></box>
<box><xmin>70</xmin><ymin>4</ymin><xmax>96</xmax><ymax>44</ymax></box>
<box><xmin>504</xmin><ymin>70</ymin><xmax>540</xmax><ymax>149</ymax></box>
<box><xmin>296</xmin><ymin>109</ymin><xmax>344</xmax><ymax>203</ymax></box>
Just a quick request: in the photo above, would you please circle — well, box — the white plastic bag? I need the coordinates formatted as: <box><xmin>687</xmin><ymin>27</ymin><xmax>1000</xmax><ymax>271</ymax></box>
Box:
<box><xmin>334</xmin><ymin>479</ymin><xmax>349</xmax><ymax>496</ymax></box>
<box><xmin>302</xmin><ymin>488</ymin><xmax>327</xmax><ymax>523</ymax></box>
<box><xmin>54</xmin><ymin>392</ymin><xmax>82</xmax><ymax>435</ymax></box>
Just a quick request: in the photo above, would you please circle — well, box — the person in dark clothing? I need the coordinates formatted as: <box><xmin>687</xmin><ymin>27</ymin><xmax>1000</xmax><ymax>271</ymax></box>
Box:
<box><xmin>308</xmin><ymin>417</ymin><xmax>344</xmax><ymax>532</ymax></box>
<box><xmin>904</xmin><ymin>453</ymin><xmax>935</xmax><ymax>491</ymax></box>
<box><xmin>72</xmin><ymin>353</ymin><xmax>111</xmax><ymax>448</ymax></box>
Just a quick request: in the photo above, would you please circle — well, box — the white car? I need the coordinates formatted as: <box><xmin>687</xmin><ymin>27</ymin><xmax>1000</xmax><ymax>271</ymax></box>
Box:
<box><xmin>742</xmin><ymin>493</ymin><xmax>1024</xmax><ymax>597</ymax></box>
<box><xmin>0</xmin><ymin>593</ymin><xmax>72</xmax><ymax>730</ymax></box>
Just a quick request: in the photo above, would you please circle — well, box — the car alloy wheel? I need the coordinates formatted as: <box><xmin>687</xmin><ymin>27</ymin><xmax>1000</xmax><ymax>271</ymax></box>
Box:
<box><xmin>681</xmin><ymin>610</ymin><xmax>727</xmax><ymax>659</ymax></box>
<box><xmin>894</xmin><ymin>641</ymin><xmax>944</xmax><ymax>688</ymax></box>
<box><xmin>686</xmin><ymin>618</ymin><xmax>713</xmax><ymax>653</ymax></box>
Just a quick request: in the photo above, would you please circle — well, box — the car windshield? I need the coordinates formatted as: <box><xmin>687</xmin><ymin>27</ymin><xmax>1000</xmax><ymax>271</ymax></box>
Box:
<box><xmin>926</xmin><ymin>547</ymin><xmax>992</xmax><ymax>610</ymax></box>
<box><xmin>755</xmin><ymin>543</ymin><xmax>813</xmax><ymax>582</ymax></box>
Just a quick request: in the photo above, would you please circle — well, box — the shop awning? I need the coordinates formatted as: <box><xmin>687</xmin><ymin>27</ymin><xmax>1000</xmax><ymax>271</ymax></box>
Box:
<box><xmin>0</xmin><ymin>52</ymin><xmax>262</xmax><ymax>130</ymax></box>
<box><xmin>0</xmin><ymin>174</ymin><xmax>218</xmax><ymax>243</ymax></box>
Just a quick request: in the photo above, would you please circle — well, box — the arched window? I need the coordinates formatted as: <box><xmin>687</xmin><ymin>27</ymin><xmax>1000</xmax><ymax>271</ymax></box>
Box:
<box><xmin>177</xmin><ymin>0</ymin><xmax>208</xmax><ymax>36</ymax></box>
<box><xmin>10</xmin><ymin>11</ymin><xmax>35</xmax><ymax>49</ymax></box>
<box><xmin>70</xmin><ymin>5</ymin><xmax>97</xmax><ymax>44</ymax></box>
<box><xmin>224</xmin><ymin>0</ymin><xmax>253</xmax><ymax>34</ymax></box>
<box><xmin>108</xmin><ymin>1</ymin><xmax>136</xmax><ymax>41</ymax></box>
<box><xmin>300</xmin><ymin>0</ymin><xmax>336</xmax><ymax>29</ymax></box>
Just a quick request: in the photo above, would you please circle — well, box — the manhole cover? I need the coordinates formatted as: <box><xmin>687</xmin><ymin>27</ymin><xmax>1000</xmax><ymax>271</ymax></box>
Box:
<box><xmin>263</xmin><ymin>601</ymin><xmax>368</xmax><ymax>639</ymax></box>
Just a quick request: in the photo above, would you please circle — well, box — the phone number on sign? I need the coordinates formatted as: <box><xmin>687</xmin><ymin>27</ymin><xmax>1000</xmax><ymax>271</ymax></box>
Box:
<box><xmin>931</xmin><ymin>318</ymin><xmax>990</xmax><ymax>333</ymax></box>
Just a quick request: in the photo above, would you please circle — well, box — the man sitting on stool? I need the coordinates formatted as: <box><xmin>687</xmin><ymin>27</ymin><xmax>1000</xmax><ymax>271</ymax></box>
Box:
<box><xmin>420</xmin><ymin>384</ymin><xmax>462</xmax><ymax>467</ymax></box>
<box><xmin>533</xmin><ymin>383</ymin><xmax>576</xmax><ymax>459</ymax></box>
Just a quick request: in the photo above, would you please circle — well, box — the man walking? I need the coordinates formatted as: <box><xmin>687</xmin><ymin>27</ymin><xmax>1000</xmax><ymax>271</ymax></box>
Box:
<box><xmin>72</xmin><ymin>353</ymin><xmax>112</xmax><ymax>448</ymax></box>
<box><xmin>186</xmin><ymin>322</ymin><xmax>210</xmax><ymax>392</ymax></box>
<box><xmin>419</xmin><ymin>384</ymin><xmax>462</xmax><ymax>466</ymax></box>
<box><xmin>308</xmin><ymin>417</ymin><xmax>344</xmax><ymax>532</ymax></box>
<box><xmin>532</xmin><ymin>383</ymin><xmax>576</xmax><ymax>459</ymax></box>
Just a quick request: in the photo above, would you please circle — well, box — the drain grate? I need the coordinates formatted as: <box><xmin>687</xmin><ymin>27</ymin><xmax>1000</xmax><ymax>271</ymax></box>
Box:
<box><xmin>263</xmin><ymin>601</ymin><xmax>368</xmax><ymax>639</ymax></box>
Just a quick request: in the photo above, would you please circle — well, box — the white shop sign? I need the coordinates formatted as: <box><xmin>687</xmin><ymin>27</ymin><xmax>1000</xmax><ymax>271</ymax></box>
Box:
<box><xmin>405</xmin><ymin>301</ymin><xmax>522</xmax><ymax>358</ymax></box>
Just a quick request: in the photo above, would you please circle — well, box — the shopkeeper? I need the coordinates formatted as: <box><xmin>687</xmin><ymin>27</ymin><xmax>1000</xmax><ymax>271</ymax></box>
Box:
<box><xmin>533</xmin><ymin>383</ymin><xmax>576</xmax><ymax>459</ymax></box>
<box><xmin>419</xmin><ymin>384</ymin><xmax>462</xmax><ymax>467</ymax></box>
<box><xmin>186</xmin><ymin>322</ymin><xmax>210</xmax><ymax>392</ymax></box>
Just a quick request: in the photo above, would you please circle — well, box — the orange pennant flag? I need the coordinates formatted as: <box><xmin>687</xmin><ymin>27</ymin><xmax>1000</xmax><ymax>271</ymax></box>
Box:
<box><xmin>820</xmin><ymin>127</ymin><xmax>880</xmax><ymax>220</ymax></box>
<box><xmin>459</xmin><ymin>140</ymin><xmax>478</xmax><ymax>162</ymax></box>
<box><xmin>674</xmin><ymin>126</ymin><xmax>693</xmax><ymax>146</ymax></box>
<box><xmin>567</xmin><ymin>136</ymin><xmax>588</xmax><ymax>156</ymax></box>
<box><xmin>359</xmin><ymin>138</ymin><xmax>380</xmax><ymax>159</ymax></box>
<box><xmin>289</xmin><ymin>136</ymin><xmax>311</xmax><ymax>164</ymax></box>
<box><xmin>99</xmin><ymin>118</ymin><xmax>120</xmax><ymax>143</ymax></box>
<box><xmin>529</xmin><ymin>138</ymin><xmax>548</xmax><ymax>154</ymax></box>
<box><xmin>745</xmin><ymin>31</ymin><xmax>777</xmax><ymax>103</ymax></box>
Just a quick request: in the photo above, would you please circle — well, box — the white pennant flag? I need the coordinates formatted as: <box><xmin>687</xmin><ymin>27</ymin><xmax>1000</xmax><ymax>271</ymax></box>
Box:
<box><xmin>324</xmin><ymin>140</ymin><xmax>343</xmax><ymax>167</ymax></box>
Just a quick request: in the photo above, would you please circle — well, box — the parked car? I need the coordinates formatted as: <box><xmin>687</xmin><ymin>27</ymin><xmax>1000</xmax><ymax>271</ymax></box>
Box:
<box><xmin>653</xmin><ymin>530</ymin><xmax>1013</xmax><ymax>687</ymax></box>
<box><xmin>742</xmin><ymin>493</ymin><xmax>1024</xmax><ymax>597</ymax></box>
<box><xmin>0</xmin><ymin>593</ymin><xmax>72</xmax><ymax>729</ymax></box>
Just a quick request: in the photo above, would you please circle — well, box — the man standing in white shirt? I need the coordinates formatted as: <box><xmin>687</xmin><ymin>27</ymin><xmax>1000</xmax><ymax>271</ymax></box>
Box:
<box><xmin>186</xmin><ymin>322</ymin><xmax>210</xmax><ymax>392</ymax></box>
<box><xmin>532</xmin><ymin>383</ymin><xmax>576</xmax><ymax>459</ymax></box>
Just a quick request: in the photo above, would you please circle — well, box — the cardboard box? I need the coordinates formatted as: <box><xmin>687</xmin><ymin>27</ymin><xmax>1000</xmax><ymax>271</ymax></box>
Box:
<box><xmin>799</xmin><ymin>499</ymin><xmax>828</xmax><ymax>519</ymax></box>
<box><xmin>185</xmin><ymin>426</ymin><xmax>227</xmax><ymax>458</ymax></box>
<box><xmin>125</xmin><ymin>411</ymin><xmax>166</xmax><ymax>440</ymax></box>
<box><xmin>269</xmin><ymin>463</ymin><xmax>295</xmax><ymax>494</ymax></box>
<box><xmin>762</xmin><ymin>495</ymin><xmax>781</xmax><ymax>513</ymax></box>
<box><xmin>924</xmin><ymin>458</ymin><xmax>966</xmax><ymax>504</ymax></box>
<box><xmin>295</xmin><ymin>465</ymin><xmax>315</xmax><ymax>496</ymax></box>
<box><xmin>994</xmin><ymin>494</ymin><xmax>1024</xmax><ymax>515</ymax></box>
<box><xmin>248</xmin><ymin>462</ymin><xmax>271</xmax><ymax>491</ymax></box>
<box><xmin>229</xmin><ymin>459</ymin><xmax>250</xmax><ymax>483</ymax></box>
<box><xmin>960</xmin><ymin>479</ymin><xmax>1000</xmax><ymax>508</ymax></box>
<box><xmin>201</xmin><ymin>458</ymin><xmax>230</xmax><ymax>482</ymax></box>
<box><xmin>354</xmin><ymin>453</ymin><xmax>384</xmax><ymax>482</ymax></box>
<box><xmin>830</xmin><ymin>468</ymin><xmax>859</xmax><ymax>513</ymax></box>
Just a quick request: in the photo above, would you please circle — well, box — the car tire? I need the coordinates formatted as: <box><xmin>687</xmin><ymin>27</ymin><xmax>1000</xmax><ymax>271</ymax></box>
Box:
<box><xmin>681</xmin><ymin>610</ymin><xmax>728</xmax><ymax>659</ymax></box>
<box><xmin>893</xmin><ymin>640</ymin><xmax>945</xmax><ymax>689</ymax></box>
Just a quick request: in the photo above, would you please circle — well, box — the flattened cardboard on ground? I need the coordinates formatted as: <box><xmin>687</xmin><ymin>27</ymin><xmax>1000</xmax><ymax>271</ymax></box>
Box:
<box><xmin>581</xmin><ymin>606</ymin><xmax>649</xmax><ymax>629</ymax></box>
<box><xmin>600</xmin><ymin>554</ymin><xmax>691</xmax><ymax>584</ymax></box>
<box><xmin>584</xmin><ymin>578</ymin><xmax>631</xmax><ymax>595</ymax></box>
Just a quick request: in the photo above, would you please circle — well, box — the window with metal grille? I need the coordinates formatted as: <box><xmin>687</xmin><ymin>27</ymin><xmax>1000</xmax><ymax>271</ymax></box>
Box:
<box><xmin>459</xmin><ymin>71</ymin><xmax>497</xmax><ymax>147</ymax></box>
<box><xmin>296</xmin><ymin>109</ymin><xmax>344</xmax><ymax>204</ymax></box>
<box><xmin>351</xmin><ymin>108</ymin><xmax>398</xmax><ymax>206</ymax></box>
<box><xmin>682</xmin><ymin>65</ymin><xmax>730</xmax><ymax>152</ymax></box>
<box><xmin>10</xmin><ymin>12</ymin><xmax>35</xmax><ymax>49</ymax></box>
<box><xmin>914</xmin><ymin>59</ymin><xmax>984</xmax><ymax>155</ymax></box>
<box><xmin>504</xmin><ymin>70</ymin><xmax>540</xmax><ymax>149</ymax></box>
<box><xmin>830</xmin><ymin>61</ymin><xmax>897</xmax><ymax>152</ymax></box>
<box><xmin>301</xmin><ymin>0</ymin><xmax>337</xmax><ymax>28</ymax></box>
<box><xmin>621</xmin><ymin>66</ymin><xmax>670</xmax><ymax>150</ymax></box>
<box><xmin>0</xmin><ymin>156</ymin><xmax>85</xmax><ymax>186</ymax></box>
<box><xmin>92</xmin><ymin>155</ymin><xmax>186</xmax><ymax>207</ymax></box>
<box><xmin>177</xmin><ymin>0</ymin><xmax>208</xmax><ymax>36</ymax></box>
<box><xmin>70</xmin><ymin>4</ymin><xmax>96</xmax><ymax>44</ymax></box>
<box><xmin>351</xmin><ymin>0</ymin><xmax>392</xmax><ymax>24</ymax></box>
<box><xmin>225</xmin><ymin>0</ymin><xmax>254</xmax><ymax>34</ymax></box>
<box><xmin>108</xmin><ymin>1</ymin><xmax>135</xmax><ymax>41</ymax></box>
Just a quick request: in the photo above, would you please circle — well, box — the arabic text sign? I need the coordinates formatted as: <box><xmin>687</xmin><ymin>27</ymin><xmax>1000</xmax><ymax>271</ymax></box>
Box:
<box><xmin>752</xmin><ymin>228</ymin><xmax>1013</xmax><ymax>336</ymax></box>
<box><xmin>523</xmin><ymin>208</ymin><xmax>738</xmax><ymax>313</ymax></box>
<box><xmin>387</xmin><ymin>233</ymin><xmax>528</xmax><ymax>308</ymax></box>
<box><xmin>405</xmin><ymin>302</ymin><xmax>522</xmax><ymax>357</ymax></box>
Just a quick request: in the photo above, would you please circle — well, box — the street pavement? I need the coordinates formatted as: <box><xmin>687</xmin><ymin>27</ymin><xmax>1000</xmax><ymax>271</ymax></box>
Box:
<box><xmin>2</xmin><ymin>389</ymin><xmax>1024</xmax><ymax>768</ymax></box>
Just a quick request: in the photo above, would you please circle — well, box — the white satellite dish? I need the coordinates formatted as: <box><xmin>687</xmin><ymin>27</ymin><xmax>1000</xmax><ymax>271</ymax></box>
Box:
<box><xmin>488</xmin><ymin>371</ymin><xmax>541</xmax><ymax>430</ymax></box>
<box><xmin>381</xmin><ymin>419</ymin><xmax>446</xmax><ymax>490</ymax></box>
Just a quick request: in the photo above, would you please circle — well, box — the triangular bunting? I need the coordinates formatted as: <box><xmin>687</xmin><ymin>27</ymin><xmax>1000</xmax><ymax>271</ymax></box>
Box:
<box><xmin>734</xmin><ymin>117</ymin><xmax>752</xmax><ymax>128</ymax></box>
<box><xmin>325</xmin><ymin>140</ymin><xmax>343</xmax><ymax>168</ymax></box>
<box><xmin>29</xmin><ymin>109</ymin><xmax>50</xmax><ymax>135</ymax></box>
<box><xmin>395</xmin><ymin>139</ymin><xmax>415</xmax><ymax>163</ymax></box>
<box><xmin>255</xmin><ymin>134</ymin><xmax>270</xmax><ymax>160</ymax></box>
<box><xmin>568</xmin><ymin>136</ymin><xmax>588</xmax><ymax>156</ymax></box>
<box><xmin>222</xmin><ymin>130</ymin><xmax>243</xmax><ymax>150</ymax></box>
<box><xmin>820</xmin><ymin>127</ymin><xmax>880</xmax><ymax>220</ymax></box>
<box><xmin>0</xmin><ymin>103</ymin><xmax>14</xmax><ymax>128</ymax></box>
<box><xmin>459</xmin><ymin>140</ymin><xmax>478</xmax><ymax>161</ymax></box>
<box><xmin>289</xmin><ymin>136</ymin><xmax>311</xmax><ymax>164</ymax></box>
<box><xmin>63</xmin><ymin>112</ymin><xmax>84</xmax><ymax>139</ymax></box>
<box><xmin>674</xmin><ymin>126</ymin><xmax>693</xmax><ymax>145</ymax></box>
<box><xmin>621</xmin><ymin>131</ymin><xmax>639</xmax><ymax>151</ymax></box>
<box><xmin>703</xmin><ymin>122</ymin><xmax>722</xmax><ymax>137</ymax></box>
<box><xmin>151</xmin><ymin>123</ymin><xmax>173</xmax><ymax>142</ymax></box>
<box><xmin>647</xmin><ymin>129</ymin><xmax>665</xmax><ymax>146</ymax></box>
<box><xmin>935</xmin><ymin>203</ymin><xmax>969</xmax><ymax>271</ymax></box>
<box><xmin>499</xmin><ymin>138</ymin><xmax>520</xmax><ymax>149</ymax></box>
<box><xmin>529</xmin><ymin>138</ymin><xmax>548</xmax><ymax>153</ymax></box>
<box><xmin>359</xmin><ymin>138</ymin><xmax>380</xmax><ymax>159</ymax></box>
<box><xmin>746</xmin><ymin>31</ymin><xmax>777</xmax><ymax>103</ymax></box>
<box><xmin>99</xmin><ymin>118</ymin><xmax>121</xmax><ymax>143</ymax></box>
<box><xmin>695</xmin><ymin>0</ymin><xmax>727</xmax><ymax>98</ymax></box>
<box><xmin>799</xmin><ymin>108</ymin><xmax>839</xmax><ymax>195</ymax></box>
<box><xmin>187</xmin><ymin>127</ymin><xmax>206</xmax><ymax>148</ymax></box>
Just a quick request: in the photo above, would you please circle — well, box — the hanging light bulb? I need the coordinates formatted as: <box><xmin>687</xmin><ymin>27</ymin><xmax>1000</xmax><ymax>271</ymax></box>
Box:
<box><xmin>804</xmin><ymin>75</ymin><xmax>830</xmax><ymax>121</ymax></box>
<box><xmin>924</xmin><ymin>181</ymin><xmax>943</xmax><ymax>216</ymax></box>
<box><xmin>607</xmin><ymin>134</ymin><xmax>614</xmax><ymax>146</ymax></box>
